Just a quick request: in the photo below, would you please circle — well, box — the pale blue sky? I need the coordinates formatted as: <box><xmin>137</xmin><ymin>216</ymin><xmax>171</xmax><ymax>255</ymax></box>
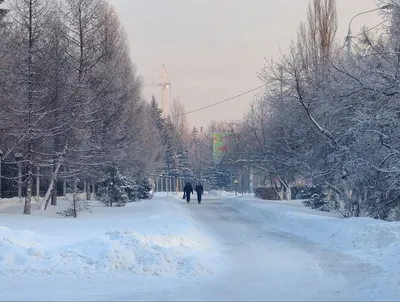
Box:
<box><xmin>108</xmin><ymin>0</ymin><xmax>386</xmax><ymax>129</ymax></box>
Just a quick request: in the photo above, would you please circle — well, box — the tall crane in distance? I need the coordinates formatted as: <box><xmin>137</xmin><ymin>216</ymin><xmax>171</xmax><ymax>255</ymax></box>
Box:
<box><xmin>143</xmin><ymin>65</ymin><xmax>171</xmax><ymax>118</ymax></box>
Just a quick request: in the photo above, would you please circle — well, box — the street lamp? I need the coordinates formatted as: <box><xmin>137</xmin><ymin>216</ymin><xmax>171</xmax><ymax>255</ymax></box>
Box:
<box><xmin>346</xmin><ymin>4</ymin><xmax>395</xmax><ymax>60</ymax></box>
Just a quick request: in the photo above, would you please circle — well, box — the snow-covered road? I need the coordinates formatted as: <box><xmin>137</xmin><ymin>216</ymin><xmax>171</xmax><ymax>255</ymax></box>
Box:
<box><xmin>0</xmin><ymin>193</ymin><xmax>399</xmax><ymax>301</ymax></box>
<box><xmin>171</xmin><ymin>196</ymin><xmax>385</xmax><ymax>301</ymax></box>
<box><xmin>111</xmin><ymin>195</ymin><xmax>398</xmax><ymax>301</ymax></box>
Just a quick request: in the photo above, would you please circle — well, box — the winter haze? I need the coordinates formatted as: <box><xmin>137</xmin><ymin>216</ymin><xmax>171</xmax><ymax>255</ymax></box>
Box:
<box><xmin>109</xmin><ymin>0</ymin><xmax>384</xmax><ymax>128</ymax></box>
<box><xmin>2</xmin><ymin>0</ymin><xmax>400</xmax><ymax>300</ymax></box>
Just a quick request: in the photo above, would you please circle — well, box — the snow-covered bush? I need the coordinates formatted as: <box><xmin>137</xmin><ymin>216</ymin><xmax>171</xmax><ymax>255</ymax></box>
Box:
<box><xmin>96</xmin><ymin>168</ymin><xmax>153</xmax><ymax>207</ymax></box>
<box><xmin>301</xmin><ymin>185</ymin><xmax>339</xmax><ymax>212</ymax></box>
<box><xmin>57</xmin><ymin>195</ymin><xmax>90</xmax><ymax>218</ymax></box>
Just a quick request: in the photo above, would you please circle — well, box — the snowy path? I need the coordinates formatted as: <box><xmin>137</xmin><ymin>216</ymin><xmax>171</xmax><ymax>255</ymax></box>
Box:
<box><xmin>0</xmin><ymin>194</ymin><xmax>399</xmax><ymax>301</ymax></box>
<box><xmin>172</xmin><ymin>197</ymin><xmax>386</xmax><ymax>301</ymax></box>
<box><xmin>114</xmin><ymin>196</ymin><xmax>396</xmax><ymax>301</ymax></box>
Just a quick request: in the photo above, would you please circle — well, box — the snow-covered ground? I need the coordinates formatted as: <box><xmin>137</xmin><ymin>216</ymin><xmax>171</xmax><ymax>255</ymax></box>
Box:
<box><xmin>0</xmin><ymin>196</ymin><xmax>26</xmax><ymax>210</ymax></box>
<box><xmin>0</xmin><ymin>192</ymin><xmax>399</xmax><ymax>300</ymax></box>
<box><xmin>228</xmin><ymin>196</ymin><xmax>400</xmax><ymax>297</ymax></box>
<box><xmin>231</xmin><ymin>196</ymin><xmax>400</xmax><ymax>267</ymax></box>
<box><xmin>0</xmin><ymin>195</ymin><xmax>223</xmax><ymax>300</ymax></box>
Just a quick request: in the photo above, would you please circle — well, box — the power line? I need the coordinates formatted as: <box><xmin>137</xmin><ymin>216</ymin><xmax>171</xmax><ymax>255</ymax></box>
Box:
<box><xmin>341</xmin><ymin>19</ymin><xmax>388</xmax><ymax>49</ymax></box>
<box><xmin>171</xmin><ymin>20</ymin><xmax>387</xmax><ymax>119</ymax></box>
<box><xmin>172</xmin><ymin>18</ymin><xmax>388</xmax><ymax>119</ymax></box>
<box><xmin>172</xmin><ymin>84</ymin><xmax>267</xmax><ymax>118</ymax></box>
<box><xmin>355</xmin><ymin>20</ymin><xmax>388</xmax><ymax>37</ymax></box>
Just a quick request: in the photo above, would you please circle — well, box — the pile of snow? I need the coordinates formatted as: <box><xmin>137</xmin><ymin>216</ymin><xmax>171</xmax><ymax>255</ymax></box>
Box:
<box><xmin>232</xmin><ymin>198</ymin><xmax>400</xmax><ymax>271</ymax></box>
<box><xmin>0</xmin><ymin>197</ymin><xmax>220</xmax><ymax>279</ymax></box>
<box><xmin>0</xmin><ymin>228</ymin><xmax>214</xmax><ymax>278</ymax></box>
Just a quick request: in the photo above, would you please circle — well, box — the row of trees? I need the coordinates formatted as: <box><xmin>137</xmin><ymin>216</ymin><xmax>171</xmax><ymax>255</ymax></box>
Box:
<box><xmin>9</xmin><ymin>0</ymin><xmax>398</xmax><ymax>221</ymax></box>
<box><xmin>229</xmin><ymin>0</ymin><xmax>400</xmax><ymax>220</ymax></box>
<box><xmin>0</xmin><ymin>0</ymin><xmax>235</xmax><ymax>216</ymax></box>
<box><xmin>0</xmin><ymin>0</ymin><xmax>175</xmax><ymax>214</ymax></box>
<box><xmin>161</xmin><ymin>96</ymin><xmax>235</xmax><ymax>190</ymax></box>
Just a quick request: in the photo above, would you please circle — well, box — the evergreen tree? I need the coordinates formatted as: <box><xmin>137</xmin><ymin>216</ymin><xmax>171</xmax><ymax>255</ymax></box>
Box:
<box><xmin>136</xmin><ymin>178</ymin><xmax>152</xmax><ymax>199</ymax></box>
<box><xmin>149</xmin><ymin>94</ymin><xmax>164</xmax><ymax>132</ymax></box>
<box><xmin>148</xmin><ymin>96</ymin><xmax>193</xmax><ymax>180</ymax></box>
<box><xmin>190</xmin><ymin>127</ymin><xmax>199</xmax><ymax>143</ymax></box>
<box><xmin>177</xmin><ymin>143</ymin><xmax>193</xmax><ymax>178</ymax></box>
<box><xmin>162</xmin><ymin>118</ymin><xmax>176</xmax><ymax>176</ymax></box>
<box><xmin>97</xmin><ymin>167</ymin><xmax>138</xmax><ymax>207</ymax></box>
<box><xmin>57</xmin><ymin>195</ymin><xmax>90</xmax><ymax>218</ymax></box>
<box><xmin>203</xmin><ymin>162</ymin><xmax>232</xmax><ymax>190</ymax></box>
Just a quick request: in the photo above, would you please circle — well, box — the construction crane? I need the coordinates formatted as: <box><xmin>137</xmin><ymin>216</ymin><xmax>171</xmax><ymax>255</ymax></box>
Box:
<box><xmin>143</xmin><ymin>64</ymin><xmax>171</xmax><ymax>118</ymax></box>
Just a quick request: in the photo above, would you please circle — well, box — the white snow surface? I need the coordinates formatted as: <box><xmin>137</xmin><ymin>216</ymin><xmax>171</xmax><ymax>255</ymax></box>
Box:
<box><xmin>208</xmin><ymin>190</ymin><xmax>244</xmax><ymax>199</ymax></box>
<box><xmin>0</xmin><ymin>197</ymin><xmax>25</xmax><ymax>210</ymax></box>
<box><xmin>0</xmin><ymin>192</ymin><xmax>399</xmax><ymax>300</ymax></box>
<box><xmin>230</xmin><ymin>197</ymin><xmax>400</xmax><ymax>273</ymax></box>
<box><xmin>0</xmin><ymin>197</ymin><xmax>221</xmax><ymax>280</ymax></box>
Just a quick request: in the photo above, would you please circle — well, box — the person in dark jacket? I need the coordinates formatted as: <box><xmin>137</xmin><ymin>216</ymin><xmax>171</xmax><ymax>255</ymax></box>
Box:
<box><xmin>195</xmin><ymin>182</ymin><xmax>204</xmax><ymax>204</ymax></box>
<box><xmin>183</xmin><ymin>181</ymin><xmax>193</xmax><ymax>203</ymax></box>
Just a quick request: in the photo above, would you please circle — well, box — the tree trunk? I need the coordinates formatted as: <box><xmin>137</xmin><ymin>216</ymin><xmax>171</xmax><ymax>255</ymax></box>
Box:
<box><xmin>39</xmin><ymin>149</ymin><xmax>66</xmax><ymax>210</ymax></box>
<box><xmin>51</xmin><ymin>185</ymin><xmax>57</xmax><ymax>205</ymax></box>
<box><xmin>63</xmin><ymin>166</ymin><xmax>67</xmax><ymax>196</ymax></box>
<box><xmin>73</xmin><ymin>177</ymin><xmax>78</xmax><ymax>203</ymax></box>
<box><xmin>24</xmin><ymin>162</ymin><xmax>32</xmax><ymax>215</ymax></box>
<box><xmin>272</xmin><ymin>178</ymin><xmax>284</xmax><ymax>200</ymax></box>
<box><xmin>86</xmin><ymin>180</ymin><xmax>91</xmax><ymax>200</ymax></box>
<box><xmin>51</xmin><ymin>159</ymin><xmax>57</xmax><ymax>206</ymax></box>
<box><xmin>42</xmin><ymin>159</ymin><xmax>63</xmax><ymax>210</ymax></box>
<box><xmin>36</xmin><ymin>166</ymin><xmax>40</xmax><ymax>198</ymax></box>
<box><xmin>286</xmin><ymin>184</ymin><xmax>292</xmax><ymax>201</ymax></box>
<box><xmin>73</xmin><ymin>198</ymin><xmax>77</xmax><ymax>218</ymax></box>
<box><xmin>277</xmin><ymin>175</ymin><xmax>291</xmax><ymax>201</ymax></box>
<box><xmin>23</xmin><ymin>0</ymin><xmax>34</xmax><ymax>215</ymax></box>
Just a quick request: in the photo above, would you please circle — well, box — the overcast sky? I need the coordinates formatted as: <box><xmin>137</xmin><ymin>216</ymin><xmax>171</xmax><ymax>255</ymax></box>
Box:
<box><xmin>108</xmin><ymin>0</ymin><xmax>386</xmax><ymax>129</ymax></box>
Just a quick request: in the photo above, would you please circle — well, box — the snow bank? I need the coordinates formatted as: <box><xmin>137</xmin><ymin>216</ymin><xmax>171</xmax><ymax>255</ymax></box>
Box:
<box><xmin>0</xmin><ymin>228</ymin><xmax>215</xmax><ymax>278</ymax></box>
<box><xmin>232</xmin><ymin>198</ymin><xmax>400</xmax><ymax>271</ymax></box>
<box><xmin>0</xmin><ymin>197</ymin><xmax>220</xmax><ymax>279</ymax></box>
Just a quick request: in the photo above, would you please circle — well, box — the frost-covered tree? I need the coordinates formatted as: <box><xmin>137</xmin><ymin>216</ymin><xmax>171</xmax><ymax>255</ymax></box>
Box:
<box><xmin>0</xmin><ymin>0</ymin><xmax>164</xmax><ymax>216</ymax></box>
<box><xmin>97</xmin><ymin>167</ymin><xmax>138</xmax><ymax>207</ymax></box>
<box><xmin>0</xmin><ymin>0</ymin><xmax>54</xmax><ymax>214</ymax></box>
<box><xmin>238</xmin><ymin>0</ymin><xmax>400</xmax><ymax>220</ymax></box>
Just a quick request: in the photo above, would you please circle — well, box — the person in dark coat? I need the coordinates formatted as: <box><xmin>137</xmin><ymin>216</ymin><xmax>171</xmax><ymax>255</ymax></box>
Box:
<box><xmin>195</xmin><ymin>181</ymin><xmax>204</xmax><ymax>204</ymax></box>
<box><xmin>183</xmin><ymin>181</ymin><xmax>193</xmax><ymax>203</ymax></box>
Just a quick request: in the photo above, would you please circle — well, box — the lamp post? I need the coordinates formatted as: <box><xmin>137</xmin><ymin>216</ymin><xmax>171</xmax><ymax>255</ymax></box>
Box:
<box><xmin>0</xmin><ymin>149</ymin><xmax>3</xmax><ymax>199</ymax></box>
<box><xmin>347</xmin><ymin>4</ymin><xmax>395</xmax><ymax>60</ymax></box>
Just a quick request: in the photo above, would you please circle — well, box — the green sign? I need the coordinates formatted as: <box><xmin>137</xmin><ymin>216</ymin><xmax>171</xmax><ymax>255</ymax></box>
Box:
<box><xmin>213</xmin><ymin>133</ymin><xmax>237</xmax><ymax>163</ymax></box>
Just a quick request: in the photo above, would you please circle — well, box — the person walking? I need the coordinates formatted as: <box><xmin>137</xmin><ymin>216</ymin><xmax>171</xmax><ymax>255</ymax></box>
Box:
<box><xmin>183</xmin><ymin>181</ymin><xmax>193</xmax><ymax>203</ymax></box>
<box><xmin>195</xmin><ymin>181</ymin><xmax>204</xmax><ymax>204</ymax></box>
